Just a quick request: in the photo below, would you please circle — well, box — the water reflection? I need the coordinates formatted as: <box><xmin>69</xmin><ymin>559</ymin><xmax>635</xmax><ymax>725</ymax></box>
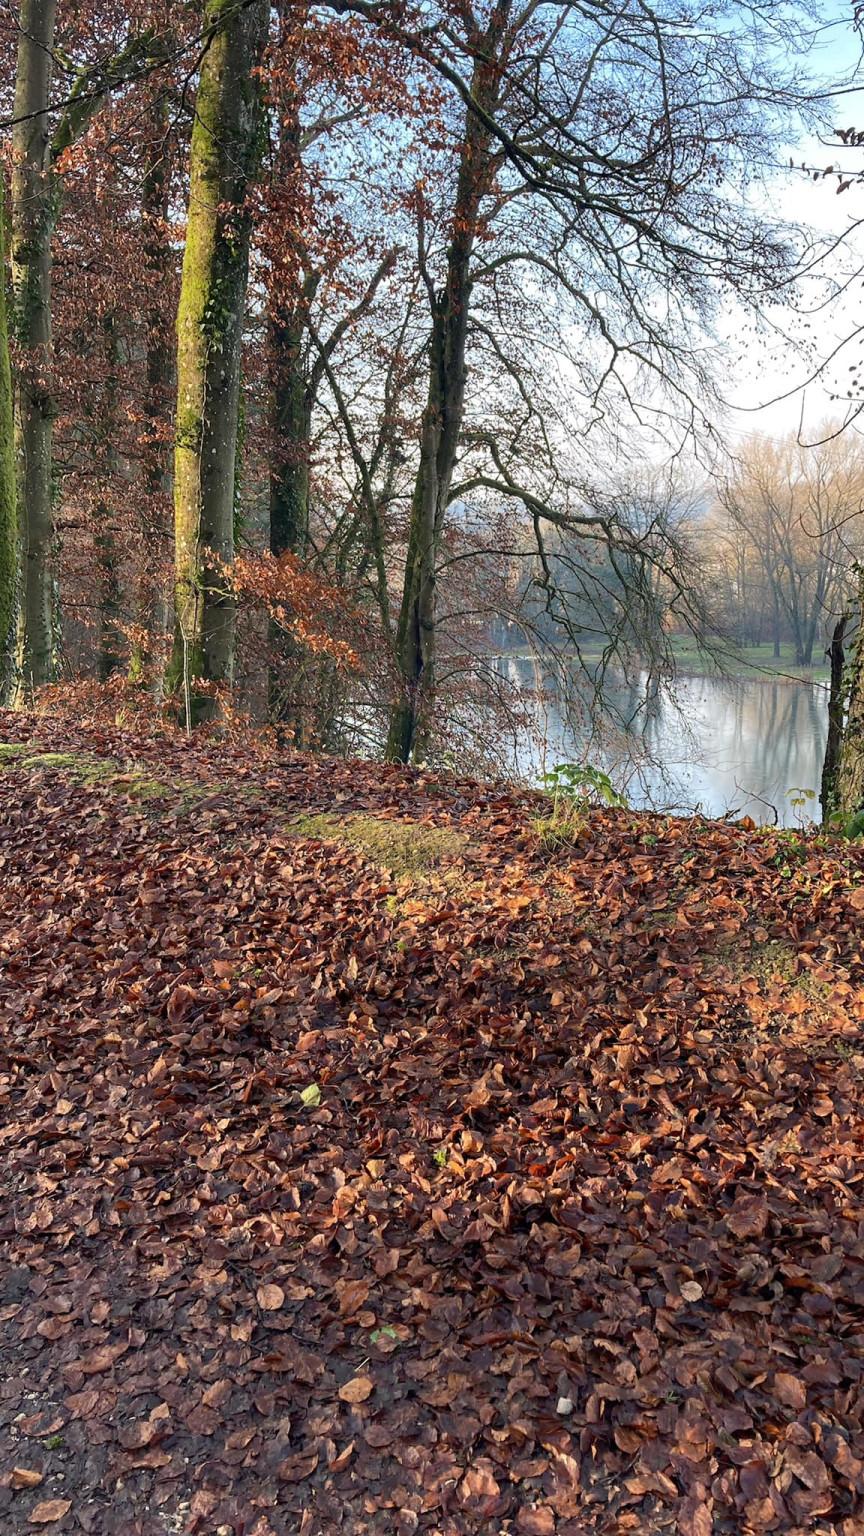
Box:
<box><xmin>499</xmin><ymin>655</ymin><xmax>828</xmax><ymax>826</ymax></box>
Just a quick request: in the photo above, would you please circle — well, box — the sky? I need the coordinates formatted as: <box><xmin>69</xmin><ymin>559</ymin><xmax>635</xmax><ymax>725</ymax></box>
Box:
<box><xmin>722</xmin><ymin>1</ymin><xmax>864</xmax><ymax>447</ymax></box>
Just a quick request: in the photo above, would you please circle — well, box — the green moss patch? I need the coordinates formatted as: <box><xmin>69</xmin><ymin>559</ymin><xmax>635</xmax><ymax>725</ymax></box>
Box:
<box><xmin>0</xmin><ymin>742</ymin><xmax>190</xmax><ymax>805</ymax></box>
<box><xmin>290</xmin><ymin>811</ymin><xmax>468</xmax><ymax>877</ymax></box>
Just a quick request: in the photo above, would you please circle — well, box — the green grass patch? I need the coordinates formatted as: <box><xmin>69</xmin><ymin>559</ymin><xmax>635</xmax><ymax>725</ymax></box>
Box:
<box><xmin>666</xmin><ymin>637</ymin><xmax>829</xmax><ymax>682</ymax></box>
<box><xmin>290</xmin><ymin>811</ymin><xmax>468</xmax><ymax>876</ymax></box>
<box><xmin>531</xmin><ymin>807</ymin><xmax>588</xmax><ymax>852</ymax></box>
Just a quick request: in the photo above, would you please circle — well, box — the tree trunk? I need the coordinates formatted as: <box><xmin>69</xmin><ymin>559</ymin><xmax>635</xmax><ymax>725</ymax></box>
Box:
<box><xmin>167</xmin><ymin>0</ymin><xmax>268</xmax><ymax>725</ymax></box>
<box><xmin>267</xmin><ymin>301</ymin><xmax>312</xmax><ymax>735</ymax></box>
<box><xmin>131</xmin><ymin>97</ymin><xmax>174</xmax><ymax>685</ymax></box>
<box><xmin>96</xmin><ymin>316</ymin><xmax>122</xmax><ymax>680</ymax></box>
<box><xmin>270</xmin><ymin>305</ymin><xmax>312</xmax><ymax>560</ymax></box>
<box><xmin>386</xmin><ymin>364</ymin><xmax>449</xmax><ymax>762</ymax></box>
<box><xmin>0</xmin><ymin>173</ymin><xmax>17</xmax><ymax>683</ymax></box>
<box><xmin>11</xmin><ymin>0</ymin><xmax>58</xmax><ymax>705</ymax></box>
<box><xmin>385</xmin><ymin>4</ymin><xmax>510</xmax><ymax>762</ymax></box>
<box><xmin>821</xmin><ymin>611</ymin><xmax>847</xmax><ymax>823</ymax></box>
<box><xmin>267</xmin><ymin>97</ymin><xmax>312</xmax><ymax>563</ymax></box>
<box><xmin>838</xmin><ymin>583</ymin><xmax>864</xmax><ymax>814</ymax></box>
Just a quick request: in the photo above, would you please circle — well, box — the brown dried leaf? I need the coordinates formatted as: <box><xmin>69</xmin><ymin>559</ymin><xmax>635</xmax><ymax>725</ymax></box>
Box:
<box><xmin>516</xmin><ymin>1508</ymin><xmax>555</xmax><ymax>1534</ymax></box>
<box><xmin>256</xmin><ymin>1283</ymin><xmax>285</xmax><ymax>1312</ymax></box>
<box><xmin>725</xmin><ymin>1193</ymin><xmax>769</xmax><ymax>1239</ymax></box>
<box><xmin>338</xmin><ymin>1375</ymin><xmax>374</xmax><ymax>1404</ymax></box>
<box><xmin>10</xmin><ymin>1468</ymin><xmax>43</xmax><ymax>1490</ymax></box>
<box><xmin>29</xmin><ymin>1501</ymin><xmax>73</xmax><ymax>1525</ymax></box>
<box><xmin>118</xmin><ymin>1419</ymin><xmax>158</xmax><ymax>1450</ymax></box>
<box><xmin>774</xmin><ymin>1372</ymin><xmax>806</xmax><ymax>1411</ymax></box>
<box><xmin>337</xmin><ymin>1279</ymin><xmax>370</xmax><ymax>1317</ymax></box>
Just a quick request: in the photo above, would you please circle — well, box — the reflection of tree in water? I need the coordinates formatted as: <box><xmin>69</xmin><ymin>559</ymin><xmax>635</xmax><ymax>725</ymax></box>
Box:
<box><xmin>500</xmin><ymin>660</ymin><xmax>829</xmax><ymax>825</ymax></box>
<box><xmin>750</xmin><ymin>684</ymin><xmax>827</xmax><ymax>810</ymax></box>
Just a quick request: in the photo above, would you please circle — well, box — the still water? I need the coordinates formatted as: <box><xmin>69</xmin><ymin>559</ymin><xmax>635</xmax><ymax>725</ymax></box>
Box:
<box><xmin>498</xmin><ymin>656</ymin><xmax>829</xmax><ymax>827</ymax></box>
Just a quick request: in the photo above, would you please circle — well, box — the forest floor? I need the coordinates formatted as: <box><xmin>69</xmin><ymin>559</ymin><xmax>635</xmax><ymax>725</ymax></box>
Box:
<box><xmin>0</xmin><ymin>711</ymin><xmax>862</xmax><ymax>1536</ymax></box>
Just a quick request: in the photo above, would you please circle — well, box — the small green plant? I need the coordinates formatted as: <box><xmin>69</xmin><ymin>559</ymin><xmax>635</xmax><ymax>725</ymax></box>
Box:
<box><xmin>541</xmin><ymin>762</ymin><xmax>628</xmax><ymax>809</ymax></box>
<box><xmin>433</xmin><ymin>1146</ymin><xmax>449</xmax><ymax>1168</ymax></box>
<box><xmin>770</xmin><ymin>826</ymin><xmax>808</xmax><ymax>875</ymax></box>
<box><xmin>370</xmin><ymin>1325</ymin><xmax>399</xmax><ymax>1345</ymax></box>
<box><xmin>830</xmin><ymin>807</ymin><xmax>864</xmax><ymax>841</ymax></box>
<box><xmin>786</xmin><ymin>785</ymin><xmax>816</xmax><ymax>830</ymax></box>
<box><xmin>533</xmin><ymin>761</ymin><xmax>626</xmax><ymax>852</ymax></box>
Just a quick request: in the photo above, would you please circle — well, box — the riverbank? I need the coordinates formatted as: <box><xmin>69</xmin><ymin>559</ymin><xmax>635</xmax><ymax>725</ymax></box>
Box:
<box><xmin>0</xmin><ymin>712</ymin><xmax>862</xmax><ymax>1533</ymax></box>
<box><xmin>666</xmin><ymin>638</ymin><xmax>831</xmax><ymax>684</ymax></box>
<box><xmin>500</xmin><ymin>639</ymin><xmax>831</xmax><ymax>684</ymax></box>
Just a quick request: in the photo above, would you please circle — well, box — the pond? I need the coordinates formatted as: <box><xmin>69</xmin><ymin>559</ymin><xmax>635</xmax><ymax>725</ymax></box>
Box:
<box><xmin>497</xmin><ymin>655</ymin><xmax>829</xmax><ymax>827</ymax></box>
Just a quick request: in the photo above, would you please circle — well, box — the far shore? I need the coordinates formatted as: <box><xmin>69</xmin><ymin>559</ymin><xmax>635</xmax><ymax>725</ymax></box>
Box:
<box><xmin>494</xmin><ymin>639</ymin><xmax>831</xmax><ymax>685</ymax></box>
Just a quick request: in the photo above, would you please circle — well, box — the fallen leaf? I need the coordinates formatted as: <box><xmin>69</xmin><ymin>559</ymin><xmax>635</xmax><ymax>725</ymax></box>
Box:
<box><xmin>10</xmin><ymin>1468</ymin><xmax>43</xmax><ymax>1490</ymax></box>
<box><xmin>338</xmin><ymin>1279</ymin><xmax>370</xmax><ymax>1316</ymax></box>
<box><xmin>338</xmin><ymin>1375</ymin><xmax>374</xmax><ymax>1403</ymax></box>
<box><xmin>460</xmin><ymin>1462</ymin><xmax>500</xmax><ymax>1502</ymax></box>
<box><xmin>725</xmin><ymin>1193</ymin><xmax>769</xmax><ymax>1239</ymax></box>
<box><xmin>774</xmin><ymin>1372</ymin><xmax>806</xmax><ymax>1411</ymax></box>
<box><xmin>29</xmin><ymin>1501</ymin><xmax>73</xmax><ymax>1525</ymax></box>
<box><xmin>256</xmin><ymin>1283</ymin><xmax>285</xmax><ymax>1312</ymax></box>
<box><xmin>118</xmin><ymin>1420</ymin><xmax>158</xmax><ymax>1450</ymax></box>
<box><xmin>516</xmin><ymin>1508</ymin><xmax>555</xmax><ymax>1534</ymax></box>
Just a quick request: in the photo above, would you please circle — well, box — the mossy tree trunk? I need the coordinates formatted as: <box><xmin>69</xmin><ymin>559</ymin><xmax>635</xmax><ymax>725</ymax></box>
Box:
<box><xmin>0</xmin><ymin>173</ymin><xmax>16</xmax><ymax>685</ymax></box>
<box><xmin>11</xmin><ymin>0</ymin><xmax>58</xmax><ymax>705</ymax></box>
<box><xmin>385</xmin><ymin>2</ymin><xmax>510</xmax><ymax>763</ymax></box>
<box><xmin>9</xmin><ymin>7</ymin><xmax>155</xmax><ymax>703</ymax></box>
<box><xmin>168</xmin><ymin>0</ymin><xmax>269</xmax><ymax>725</ymax></box>
<box><xmin>837</xmin><ymin>587</ymin><xmax>864</xmax><ymax>815</ymax></box>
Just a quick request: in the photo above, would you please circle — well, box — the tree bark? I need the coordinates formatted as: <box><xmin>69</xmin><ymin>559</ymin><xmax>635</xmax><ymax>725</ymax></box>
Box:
<box><xmin>838</xmin><ymin>586</ymin><xmax>864</xmax><ymax>815</ymax></box>
<box><xmin>167</xmin><ymin>0</ymin><xmax>268</xmax><ymax>724</ymax></box>
<box><xmin>267</xmin><ymin>96</ymin><xmax>312</xmax><ymax>563</ymax></box>
<box><xmin>0</xmin><ymin>172</ymin><xmax>16</xmax><ymax>681</ymax></box>
<box><xmin>267</xmin><ymin>295</ymin><xmax>313</xmax><ymax>736</ymax></box>
<box><xmin>96</xmin><ymin>316</ymin><xmax>122</xmax><ymax>680</ymax></box>
<box><xmin>821</xmin><ymin>611</ymin><xmax>847</xmax><ymax>823</ymax></box>
<box><xmin>385</xmin><ymin>3</ymin><xmax>510</xmax><ymax>763</ymax></box>
<box><xmin>11</xmin><ymin>0</ymin><xmax>58</xmax><ymax>704</ymax></box>
<box><xmin>130</xmin><ymin>99</ymin><xmax>174</xmax><ymax>685</ymax></box>
<box><xmin>270</xmin><ymin>305</ymin><xmax>312</xmax><ymax>561</ymax></box>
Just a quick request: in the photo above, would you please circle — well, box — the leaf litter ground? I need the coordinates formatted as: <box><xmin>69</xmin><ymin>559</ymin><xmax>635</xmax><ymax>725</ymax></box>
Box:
<box><xmin>0</xmin><ymin>711</ymin><xmax>862</xmax><ymax>1535</ymax></box>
